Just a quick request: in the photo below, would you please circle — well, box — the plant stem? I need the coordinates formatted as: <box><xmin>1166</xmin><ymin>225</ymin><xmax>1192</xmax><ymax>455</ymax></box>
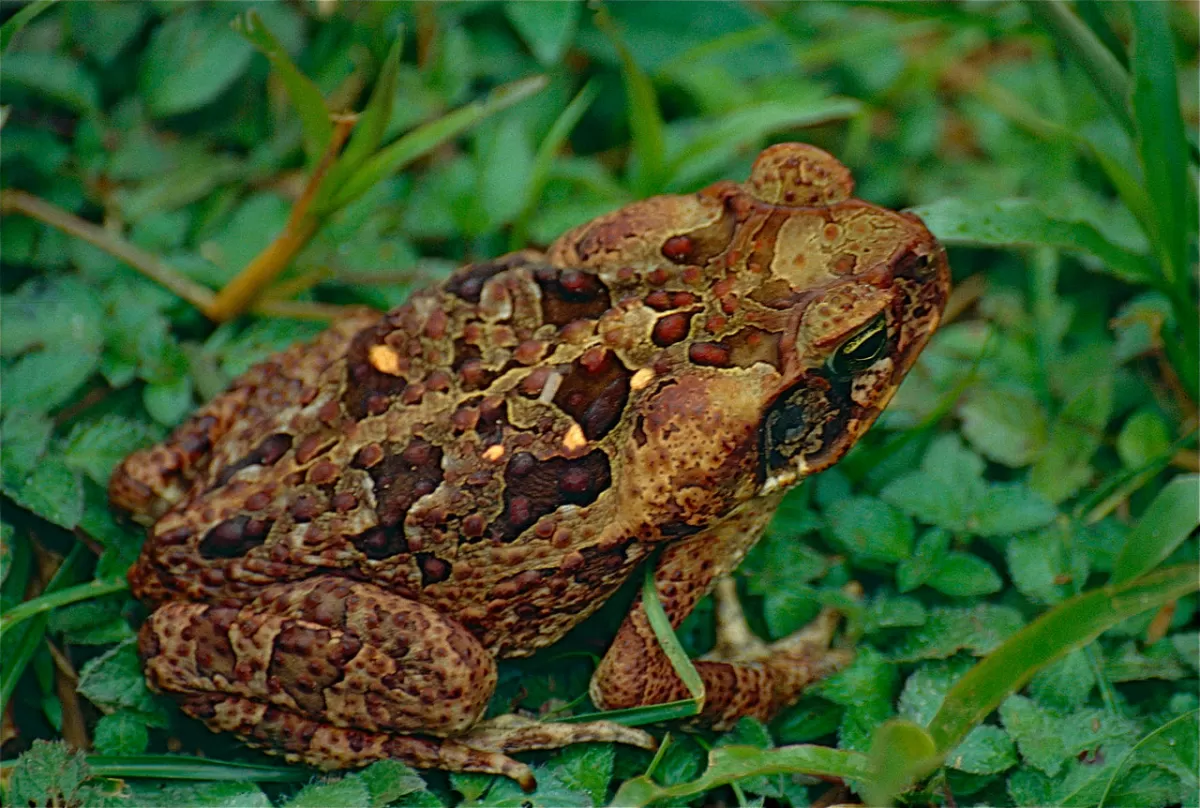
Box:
<box><xmin>0</xmin><ymin>190</ymin><xmax>217</xmax><ymax>311</ymax></box>
<box><xmin>206</xmin><ymin>115</ymin><xmax>355</xmax><ymax>322</ymax></box>
<box><xmin>0</xmin><ymin>577</ymin><xmax>129</xmax><ymax>640</ymax></box>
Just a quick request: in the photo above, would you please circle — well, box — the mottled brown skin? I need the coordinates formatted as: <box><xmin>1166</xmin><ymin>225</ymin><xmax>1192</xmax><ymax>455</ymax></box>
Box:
<box><xmin>111</xmin><ymin>143</ymin><xmax>950</xmax><ymax>788</ymax></box>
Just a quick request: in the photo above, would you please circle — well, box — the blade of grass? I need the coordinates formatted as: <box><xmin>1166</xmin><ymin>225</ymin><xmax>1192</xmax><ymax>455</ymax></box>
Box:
<box><xmin>0</xmin><ymin>545</ymin><xmax>84</xmax><ymax>718</ymax></box>
<box><xmin>232</xmin><ymin>10</ymin><xmax>333</xmax><ymax>167</ymax></box>
<box><xmin>510</xmin><ymin>79</ymin><xmax>599</xmax><ymax>249</ymax></box>
<box><xmin>84</xmin><ymin>755</ymin><xmax>312</xmax><ymax>783</ymax></box>
<box><xmin>326</xmin><ymin>75</ymin><xmax>549</xmax><ymax>212</ymax></box>
<box><xmin>1096</xmin><ymin>709</ymin><xmax>1200</xmax><ymax>808</ymax></box>
<box><xmin>316</xmin><ymin>30</ymin><xmax>404</xmax><ymax>209</ymax></box>
<box><xmin>593</xmin><ymin>7</ymin><xmax>666</xmax><ymax>197</ymax></box>
<box><xmin>926</xmin><ymin>564</ymin><xmax>1200</xmax><ymax>754</ymax></box>
<box><xmin>864</xmin><ymin>719</ymin><xmax>940</xmax><ymax>808</ymax></box>
<box><xmin>641</xmin><ymin>560</ymin><xmax>705</xmax><ymax>711</ymax></box>
<box><xmin>0</xmin><ymin>576</ymin><xmax>129</xmax><ymax>641</ymax></box>
<box><xmin>911</xmin><ymin>197</ymin><xmax>1157</xmax><ymax>286</ymax></box>
<box><xmin>0</xmin><ymin>0</ymin><xmax>59</xmax><ymax>53</ymax></box>
<box><xmin>1024</xmin><ymin>1</ymin><xmax>1133</xmax><ymax>137</ymax></box>
<box><xmin>1111</xmin><ymin>474</ymin><xmax>1200</xmax><ymax>584</ymax></box>
<box><xmin>610</xmin><ymin>743</ymin><xmax>872</xmax><ymax>807</ymax></box>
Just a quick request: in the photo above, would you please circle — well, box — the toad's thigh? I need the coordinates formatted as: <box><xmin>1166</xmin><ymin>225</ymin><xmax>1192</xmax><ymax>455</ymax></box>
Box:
<box><xmin>140</xmin><ymin>576</ymin><xmax>495</xmax><ymax>736</ymax></box>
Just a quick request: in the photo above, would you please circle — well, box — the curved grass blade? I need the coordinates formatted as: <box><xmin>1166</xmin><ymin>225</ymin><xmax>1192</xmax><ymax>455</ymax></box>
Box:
<box><xmin>86</xmin><ymin>754</ymin><xmax>311</xmax><ymax>783</ymax></box>
<box><xmin>865</xmin><ymin>719</ymin><xmax>940</xmax><ymax>808</ymax></box>
<box><xmin>639</xmin><ymin>561</ymin><xmax>705</xmax><ymax>711</ymax></box>
<box><xmin>0</xmin><ymin>0</ymin><xmax>58</xmax><ymax>53</ymax></box>
<box><xmin>594</xmin><ymin>7</ymin><xmax>665</xmax><ymax>197</ymax></box>
<box><xmin>1096</xmin><ymin>709</ymin><xmax>1199</xmax><ymax>808</ymax></box>
<box><xmin>609</xmin><ymin>743</ymin><xmax>872</xmax><ymax>808</ymax></box>
<box><xmin>233</xmin><ymin>10</ymin><xmax>332</xmax><ymax>167</ymax></box>
<box><xmin>1111</xmin><ymin>474</ymin><xmax>1200</xmax><ymax>585</ymax></box>
<box><xmin>318</xmin><ymin>29</ymin><xmax>404</xmax><ymax>204</ymax></box>
<box><xmin>0</xmin><ymin>575</ymin><xmax>126</xmax><ymax>640</ymax></box>
<box><xmin>926</xmin><ymin>564</ymin><xmax>1200</xmax><ymax>754</ymax></box>
<box><xmin>911</xmin><ymin>198</ymin><xmax>1156</xmax><ymax>285</ymax></box>
<box><xmin>325</xmin><ymin>75</ymin><xmax>548</xmax><ymax>213</ymax></box>
<box><xmin>510</xmin><ymin>79</ymin><xmax>599</xmax><ymax>248</ymax></box>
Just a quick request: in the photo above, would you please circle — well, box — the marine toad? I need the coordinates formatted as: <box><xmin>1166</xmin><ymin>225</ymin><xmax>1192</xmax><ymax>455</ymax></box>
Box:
<box><xmin>111</xmin><ymin>143</ymin><xmax>950</xmax><ymax>788</ymax></box>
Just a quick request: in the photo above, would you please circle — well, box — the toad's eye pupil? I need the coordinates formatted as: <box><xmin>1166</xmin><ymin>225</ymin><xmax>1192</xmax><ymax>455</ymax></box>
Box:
<box><xmin>830</xmin><ymin>317</ymin><xmax>887</xmax><ymax>377</ymax></box>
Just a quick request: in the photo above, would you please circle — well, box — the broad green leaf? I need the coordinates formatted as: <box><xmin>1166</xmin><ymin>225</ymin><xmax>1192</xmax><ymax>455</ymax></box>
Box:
<box><xmin>92</xmin><ymin>712</ymin><xmax>150</xmax><ymax>756</ymax></box>
<box><xmin>958</xmin><ymin>387</ymin><xmax>1047</xmax><ymax>467</ymax></box>
<box><xmin>926</xmin><ymin>553</ymin><xmax>1003</xmax><ymax>598</ymax></box>
<box><xmin>1116</xmin><ymin>410</ymin><xmax>1172</xmax><ymax>469</ymax></box>
<box><xmin>911</xmin><ymin>198</ymin><xmax>1155</xmax><ymax>285</ymax></box>
<box><xmin>505</xmin><ymin>1</ymin><xmax>581</xmax><ymax>65</ymax></box>
<box><xmin>1030</xmin><ymin>375</ymin><xmax>1112</xmax><ymax>504</ymax></box>
<box><xmin>551</xmin><ymin>743</ymin><xmax>614</xmax><ymax>807</ymax></box>
<box><xmin>0</xmin><ymin>52</ymin><xmax>99</xmax><ymax>113</ymax></box>
<box><xmin>825</xmin><ymin>495</ymin><xmax>914</xmax><ymax>563</ymax></box>
<box><xmin>285</xmin><ymin>777</ymin><xmax>371</xmax><ymax>808</ymax></box>
<box><xmin>139</xmin><ymin>8</ymin><xmax>254</xmax><ymax>117</ymax></box>
<box><xmin>948</xmin><ymin>724</ymin><xmax>1017</xmax><ymax>776</ymax></box>
<box><xmin>1098</xmin><ymin>710</ymin><xmax>1200</xmax><ymax>808</ymax></box>
<box><xmin>76</xmin><ymin>638</ymin><xmax>167</xmax><ymax>725</ymax></box>
<box><xmin>1029</xmin><ymin>648</ymin><xmax>1095</xmax><ymax>713</ymax></box>
<box><xmin>327</xmin><ymin>76</ymin><xmax>548</xmax><ymax>212</ymax></box>
<box><xmin>610</xmin><ymin>744</ymin><xmax>872</xmax><ymax>808</ymax></box>
<box><xmin>1006</xmin><ymin>529</ymin><xmax>1073</xmax><ymax>606</ymax></box>
<box><xmin>1</xmin><ymin>347</ymin><xmax>99</xmax><ymax>414</ymax></box>
<box><xmin>1112</xmin><ymin>474</ymin><xmax>1200</xmax><ymax>584</ymax></box>
<box><xmin>4</xmin><ymin>458</ymin><xmax>84</xmax><ymax>530</ymax></box>
<box><xmin>6</xmin><ymin>741</ymin><xmax>89</xmax><ymax>808</ymax></box>
<box><xmin>63</xmin><ymin>415</ymin><xmax>160</xmax><ymax>486</ymax></box>
<box><xmin>999</xmin><ymin>695</ymin><xmax>1135</xmax><ymax>777</ymax></box>
<box><xmin>972</xmin><ymin>484</ymin><xmax>1057</xmax><ymax>537</ymax></box>
<box><xmin>233</xmin><ymin>10</ymin><xmax>332</xmax><ymax>166</ymax></box>
<box><xmin>814</xmin><ymin>647</ymin><xmax>897</xmax><ymax>752</ymax></box>
<box><xmin>926</xmin><ymin>564</ymin><xmax>1200</xmax><ymax>754</ymax></box>
<box><xmin>892</xmin><ymin>605</ymin><xmax>1024</xmax><ymax>663</ymax></box>
<box><xmin>0</xmin><ymin>409</ymin><xmax>52</xmax><ymax>486</ymax></box>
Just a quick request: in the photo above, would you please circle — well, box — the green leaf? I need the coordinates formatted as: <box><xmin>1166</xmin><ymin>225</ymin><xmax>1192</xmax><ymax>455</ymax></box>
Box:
<box><xmin>139</xmin><ymin>8</ymin><xmax>254</xmax><ymax>117</ymax></box>
<box><xmin>814</xmin><ymin>647</ymin><xmax>897</xmax><ymax>752</ymax></box>
<box><xmin>327</xmin><ymin>31</ymin><xmax>404</xmax><ymax>192</ymax></box>
<box><xmin>505</xmin><ymin>1</ymin><xmax>581</xmax><ymax>65</ymax></box>
<box><xmin>4</xmin><ymin>458</ymin><xmax>84</xmax><ymax>530</ymax></box>
<box><xmin>825</xmin><ymin>495</ymin><xmax>914</xmax><ymax>563</ymax></box>
<box><xmin>1</xmin><ymin>409</ymin><xmax>53</xmax><ymax>487</ymax></box>
<box><xmin>1116</xmin><ymin>410</ymin><xmax>1171</xmax><ymax>469</ymax></box>
<box><xmin>76</xmin><ymin>638</ymin><xmax>167</xmax><ymax>726</ymax></box>
<box><xmin>63</xmin><ymin>415</ymin><xmax>160</xmax><ymax>487</ymax></box>
<box><xmin>892</xmin><ymin>605</ymin><xmax>1024</xmax><ymax>663</ymax></box>
<box><xmin>972</xmin><ymin>483</ymin><xmax>1058</xmax><ymax>537</ymax></box>
<box><xmin>926</xmin><ymin>564</ymin><xmax>1200</xmax><ymax>755</ymax></box>
<box><xmin>999</xmin><ymin>695</ymin><xmax>1135</xmax><ymax>777</ymax></box>
<box><xmin>285</xmin><ymin>776</ymin><xmax>371</xmax><ymax>808</ymax></box>
<box><xmin>326</xmin><ymin>75</ymin><xmax>548</xmax><ymax>213</ymax></box>
<box><xmin>1112</xmin><ymin>474</ymin><xmax>1200</xmax><ymax>584</ymax></box>
<box><xmin>143</xmin><ymin>375</ymin><xmax>194</xmax><ymax>427</ymax></box>
<box><xmin>1098</xmin><ymin>710</ymin><xmax>1200</xmax><ymax>808</ymax></box>
<box><xmin>86</xmin><ymin>754</ymin><xmax>309</xmax><ymax>783</ymax></box>
<box><xmin>551</xmin><ymin>743</ymin><xmax>614</xmax><ymax>807</ymax></box>
<box><xmin>357</xmin><ymin>760</ymin><xmax>428</xmax><ymax>806</ymax></box>
<box><xmin>232</xmin><ymin>10</ymin><xmax>332</xmax><ymax>167</ymax></box>
<box><xmin>610</xmin><ymin>744</ymin><xmax>872</xmax><ymax>808</ymax></box>
<box><xmin>1</xmin><ymin>274</ymin><xmax>105</xmax><ymax>359</ymax></box>
<box><xmin>1129</xmin><ymin>3</ymin><xmax>1195</xmax><ymax>290</ymax></box>
<box><xmin>1029</xmin><ymin>648</ymin><xmax>1095</xmax><ymax>713</ymax></box>
<box><xmin>1006</xmin><ymin>529</ymin><xmax>1073</xmax><ymax>606</ymax></box>
<box><xmin>0</xmin><ymin>52</ymin><xmax>99</xmax><ymax>113</ymax></box>
<box><xmin>926</xmin><ymin>553</ymin><xmax>1003</xmax><ymax>598</ymax></box>
<box><xmin>1030</xmin><ymin>376</ymin><xmax>1112</xmax><ymax>504</ymax></box>
<box><xmin>958</xmin><ymin>387</ymin><xmax>1048</xmax><ymax>467</ymax></box>
<box><xmin>92</xmin><ymin>711</ymin><xmax>150</xmax><ymax>756</ymax></box>
<box><xmin>896</xmin><ymin>528</ymin><xmax>947</xmax><ymax>593</ymax></box>
<box><xmin>1</xmin><ymin>348</ymin><xmax>99</xmax><ymax>414</ymax></box>
<box><xmin>911</xmin><ymin>198</ymin><xmax>1156</xmax><ymax>285</ymax></box>
<box><xmin>7</xmin><ymin>740</ymin><xmax>90</xmax><ymax>807</ymax></box>
<box><xmin>948</xmin><ymin>724</ymin><xmax>1017</xmax><ymax>776</ymax></box>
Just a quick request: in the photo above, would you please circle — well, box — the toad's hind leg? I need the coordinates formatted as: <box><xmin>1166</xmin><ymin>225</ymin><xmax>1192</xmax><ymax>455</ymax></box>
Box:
<box><xmin>140</xmin><ymin>576</ymin><xmax>651</xmax><ymax>789</ymax></box>
<box><xmin>109</xmin><ymin>310</ymin><xmax>381</xmax><ymax>523</ymax></box>
<box><xmin>590</xmin><ymin>500</ymin><xmax>854</xmax><ymax>729</ymax></box>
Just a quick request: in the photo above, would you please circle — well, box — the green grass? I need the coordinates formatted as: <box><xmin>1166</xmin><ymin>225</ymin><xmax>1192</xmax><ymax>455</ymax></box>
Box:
<box><xmin>1</xmin><ymin>2</ymin><xmax>1197</xmax><ymax>806</ymax></box>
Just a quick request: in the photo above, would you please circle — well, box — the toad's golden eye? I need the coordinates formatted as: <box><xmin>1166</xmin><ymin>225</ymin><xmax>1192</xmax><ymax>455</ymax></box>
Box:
<box><xmin>829</xmin><ymin>316</ymin><xmax>887</xmax><ymax>378</ymax></box>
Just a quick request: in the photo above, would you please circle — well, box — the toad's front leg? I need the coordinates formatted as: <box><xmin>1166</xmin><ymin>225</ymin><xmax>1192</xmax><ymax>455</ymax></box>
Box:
<box><xmin>590</xmin><ymin>501</ymin><xmax>853</xmax><ymax>728</ymax></box>
<box><xmin>140</xmin><ymin>576</ymin><xmax>651</xmax><ymax>789</ymax></box>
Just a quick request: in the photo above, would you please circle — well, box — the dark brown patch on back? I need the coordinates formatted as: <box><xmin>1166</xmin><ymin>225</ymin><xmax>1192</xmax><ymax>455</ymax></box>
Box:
<box><xmin>534</xmin><ymin>266</ymin><xmax>611</xmax><ymax>327</ymax></box>
<box><xmin>199</xmin><ymin>516</ymin><xmax>273</xmax><ymax>559</ymax></box>
<box><xmin>367</xmin><ymin>437</ymin><xmax>445</xmax><ymax>529</ymax></box>
<box><xmin>552</xmin><ymin>349</ymin><xmax>633</xmax><ymax>440</ymax></box>
<box><xmin>494</xmin><ymin>450</ymin><xmax>611</xmax><ymax>541</ymax></box>
<box><xmin>213</xmin><ymin>433</ymin><xmax>293</xmax><ymax>487</ymax></box>
<box><xmin>572</xmin><ymin>539</ymin><xmax>635</xmax><ymax>586</ymax></box>
<box><xmin>268</xmin><ymin>622</ymin><xmax>358</xmax><ymax>714</ymax></box>
<box><xmin>343</xmin><ymin>326</ymin><xmax>408</xmax><ymax>419</ymax></box>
